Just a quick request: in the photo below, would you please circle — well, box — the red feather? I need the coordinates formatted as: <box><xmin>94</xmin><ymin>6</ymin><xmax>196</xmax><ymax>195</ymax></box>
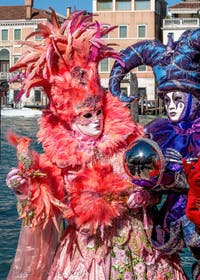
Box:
<box><xmin>7</xmin><ymin>131</ymin><xmax>30</xmax><ymax>154</ymax></box>
<box><xmin>184</xmin><ymin>158</ymin><xmax>200</xmax><ymax>227</ymax></box>
<box><xmin>7</xmin><ymin>131</ymin><xmax>19</xmax><ymax>146</ymax></box>
<box><xmin>66</xmin><ymin>164</ymin><xmax>131</xmax><ymax>233</ymax></box>
<box><xmin>7</xmin><ymin>131</ymin><xmax>68</xmax><ymax>229</ymax></box>
<box><xmin>184</xmin><ymin>158</ymin><xmax>200</xmax><ymax>194</ymax></box>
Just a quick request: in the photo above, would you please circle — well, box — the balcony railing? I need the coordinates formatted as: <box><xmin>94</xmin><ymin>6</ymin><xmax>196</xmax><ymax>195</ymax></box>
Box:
<box><xmin>163</xmin><ymin>18</ymin><xmax>200</xmax><ymax>28</ymax></box>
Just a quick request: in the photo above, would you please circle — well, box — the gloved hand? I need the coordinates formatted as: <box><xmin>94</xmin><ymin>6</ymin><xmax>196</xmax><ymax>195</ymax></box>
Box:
<box><xmin>165</xmin><ymin>148</ymin><xmax>183</xmax><ymax>173</ymax></box>
<box><xmin>6</xmin><ymin>168</ymin><xmax>28</xmax><ymax>201</ymax></box>
<box><xmin>127</xmin><ymin>187</ymin><xmax>150</xmax><ymax>209</ymax></box>
<box><xmin>131</xmin><ymin>178</ymin><xmax>157</xmax><ymax>189</ymax></box>
<box><xmin>160</xmin><ymin>148</ymin><xmax>189</xmax><ymax>192</ymax></box>
<box><xmin>127</xmin><ymin>187</ymin><xmax>159</xmax><ymax>230</ymax></box>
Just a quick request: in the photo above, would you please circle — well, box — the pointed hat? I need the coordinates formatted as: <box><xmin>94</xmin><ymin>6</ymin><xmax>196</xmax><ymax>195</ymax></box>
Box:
<box><xmin>109</xmin><ymin>29</ymin><xmax>200</xmax><ymax>101</ymax></box>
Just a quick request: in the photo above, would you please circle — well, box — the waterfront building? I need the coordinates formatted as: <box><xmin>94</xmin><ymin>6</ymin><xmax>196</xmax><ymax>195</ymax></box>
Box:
<box><xmin>163</xmin><ymin>0</ymin><xmax>200</xmax><ymax>44</ymax></box>
<box><xmin>0</xmin><ymin>0</ymin><xmax>66</xmax><ymax>108</ymax></box>
<box><xmin>92</xmin><ymin>0</ymin><xmax>167</xmax><ymax>100</ymax></box>
<box><xmin>4</xmin><ymin>1</ymin><xmax>194</xmax><ymax>108</ymax></box>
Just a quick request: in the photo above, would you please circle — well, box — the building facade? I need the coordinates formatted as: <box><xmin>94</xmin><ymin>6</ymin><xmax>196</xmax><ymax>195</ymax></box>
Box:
<box><xmin>163</xmin><ymin>0</ymin><xmax>200</xmax><ymax>44</ymax></box>
<box><xmin>93</xmin><ymin>0</ymin><xmax>167</xmax><ymax>100</ymax></box>
<box><xmin>1</xmin><ymin>0</ymin><xmax>167</xmax><ymax>108</ymax></box>
<box><xmin>0</xmin><ymin>0</ymin><xmax>66</xmax><ymax>108</ymax></box>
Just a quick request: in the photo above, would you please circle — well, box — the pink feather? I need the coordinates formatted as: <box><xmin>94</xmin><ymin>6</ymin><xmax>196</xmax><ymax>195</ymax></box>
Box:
<box><xmin>66</xmin><ymin>164</ymin><xmax>131</xmax><ymax>233</ymax></box>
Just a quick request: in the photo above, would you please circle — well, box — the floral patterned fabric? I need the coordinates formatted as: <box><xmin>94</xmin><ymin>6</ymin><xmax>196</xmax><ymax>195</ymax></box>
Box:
<box><xmin>48</xmin><ymin>209</ymin><xmax>187</xmax><ymax>280</ymax></box>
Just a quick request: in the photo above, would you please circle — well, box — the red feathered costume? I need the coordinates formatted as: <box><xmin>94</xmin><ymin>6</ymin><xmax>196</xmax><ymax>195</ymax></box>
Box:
<box><xmin>184</xmin><ymin>159</ymin><xmax>200</xmax><ymax>228</ymax></box>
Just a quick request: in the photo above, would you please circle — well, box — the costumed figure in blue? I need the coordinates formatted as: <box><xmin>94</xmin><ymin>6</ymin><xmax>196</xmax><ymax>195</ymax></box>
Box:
<box><xmin>109</xmin><ymin>29</ymin><xmax>200</xmax><ymax>279</ymax></box>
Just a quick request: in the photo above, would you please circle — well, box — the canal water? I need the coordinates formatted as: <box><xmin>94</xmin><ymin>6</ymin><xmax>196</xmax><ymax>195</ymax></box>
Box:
<box><xmin>0</xmin><ymin>115</ymin><xmax>194</xmax><ymax>279</ymax></box>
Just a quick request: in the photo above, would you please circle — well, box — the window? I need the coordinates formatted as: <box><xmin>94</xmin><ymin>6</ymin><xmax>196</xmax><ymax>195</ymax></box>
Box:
<box><xmin>14</xmin><ymin>29</ymin><xmax>21</xmax><ymax>41</ymax></box>
<box><xmin>167</xmin><ymin>32</ymin><xmax>174</xmax><ymax>42</ymax></box>
<box><xmin>0</xmin><ymin>48</ymin><xmax>9</xmax><ymax>60</ymax></box>
<box><xmin>99</xmin><ymin>58</ymin><xmax>109</xmax><ymax>72</ymax></box>
<box><xmin>116</xmin><ymin>0</ymin><xmax>131</xmax><ymax>11</ymax></box>
<box><xmin>138</xmin><ymin>65</ymin><xmax>146</xmax><ymax>71</ymax></box>
<box><xmin>97</xmin><ymin>0</ymin><xmax>112</xmax><ymax>11</ymax></box>
<box><xmin>14</xmin><ymin>56</ymin><xmax>20</xmax><ymax>64</ymax></box>
<box><xmin>119</xmin><ymin>25</ymin><xmax>128</xmax><ymax>38</ymax></box>
<box><xmin>121</xmin><ymin>87</ymin><xmax>128</xmax><ymax>95</ymax></box>
<box><xmin>34</xmin><ymin>90</ymin><xmax>41</xmax><ymax>102</ymax></box>
<box><xmin>102</xmin><ymin>25</ymin><xmax>109</xmax><ymax>38</ymax></box>
<box><xmin>138</xmin><ymin>25</ymin><xmax>146</xmax><ymax>38</ymax></box>
<box><xmin>2</xmin><ymin>29</ymin><xmax>8</xmax><ymax>41</ymax></box>
<box><xmin>35</xmin><ymin>28</ymin><xmax>42</xmax><ymax>40</ymax></box>
<box><xmin>138</xmin><ymin>88</ymin><xmax>146</xmax><ymax>99</ymax></box>
<box><xmin>135</xmin><ymin>0</ymin><xmax>150</xmax><ymax>10</ymax></box>
<box><xmin>0</xmin><ymin>61</ymin><xmax>9</xmax><ymax>72</ymax></box>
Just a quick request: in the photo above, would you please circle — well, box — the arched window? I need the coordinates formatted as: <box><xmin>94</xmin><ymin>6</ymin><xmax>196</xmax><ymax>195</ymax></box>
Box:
<box><xmin>0</xmin><ymin>49</ymin><xmax>9</xmax><ymax>73</ymax></box>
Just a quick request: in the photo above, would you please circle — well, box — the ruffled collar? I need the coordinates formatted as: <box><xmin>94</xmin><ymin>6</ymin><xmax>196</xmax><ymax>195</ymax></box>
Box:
<box><xmin>173</xmin><ymin>118</ymin><xmax>200</xmax><ymax>135</ymax></box>
<box><xmin>37</xmin><ymin>93</ymin><xmax>143</xmax><ymax>169</ymax></box>
<box><xmin>145</xmin><ymin>117</ymin><xmax>200</xmax><ymax>159</ymax></box>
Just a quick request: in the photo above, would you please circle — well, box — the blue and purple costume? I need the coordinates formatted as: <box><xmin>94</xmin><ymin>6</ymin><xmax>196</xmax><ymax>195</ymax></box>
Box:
<box><xmin>146</xmin><ymin>117</ymin><xmax>200</xmax><ymax>255</ymax></box>
<box><xmin>109</xmin><ymin>28</ymin><xmax>200</xmax><ymax>279</ymax></box>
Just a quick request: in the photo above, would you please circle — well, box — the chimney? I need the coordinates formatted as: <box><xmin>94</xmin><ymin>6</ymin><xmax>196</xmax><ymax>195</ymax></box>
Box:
<box><xmin>25</xmin><ymin>0</ymin><xmax>33</xmax><ymax>19</ymax></box>
<box><xmin>66</xmin><ymin>7</ymin><xmax>71</xmax><ymax>17</ymax></box>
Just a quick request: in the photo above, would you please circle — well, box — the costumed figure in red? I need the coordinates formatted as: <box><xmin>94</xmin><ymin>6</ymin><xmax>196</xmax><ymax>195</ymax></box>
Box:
<box><xmin>6</xmin><ymin>9</ymin><xmax>188</xmax><ymax>280</ymax></box>
<box><xmin>109</xmin><ymin>29</ymin><xmax>200</xmax><ymax>279</ymax></box>
<box><xmin>184</xmin><ymin>157</ymin><xmax>200</xmax><ymax>280</ymax></box>
<box><xmin>184</xmin><ymin>158</ymin><xmax>200</xmax><ymax>228</ymax></box>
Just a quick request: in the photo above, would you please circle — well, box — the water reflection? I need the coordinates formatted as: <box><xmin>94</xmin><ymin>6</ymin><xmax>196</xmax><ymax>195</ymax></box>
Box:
<box><xmin>0</xmin><ymin>116</ymin><xmax>42</xmax><ymax>279</ymax></box>
<box><xmin>0</xmin><ymin>116</ymin><xmax>194</xmax><ymax>279</ymax></box>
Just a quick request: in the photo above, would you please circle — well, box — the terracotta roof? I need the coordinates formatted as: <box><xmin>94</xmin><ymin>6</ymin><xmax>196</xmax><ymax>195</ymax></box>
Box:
<box><xmin>0</xmin><ymin>6</ymin><xmax>65</xmax><ymax>21</ymax></box>
<box><xmin>169</xmin><ymin>2</ymin><xmax>200</xmax><ymax>9</ymax></box>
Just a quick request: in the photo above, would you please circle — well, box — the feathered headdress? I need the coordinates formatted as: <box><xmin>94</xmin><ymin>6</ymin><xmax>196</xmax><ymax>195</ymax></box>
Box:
<box><xmin>109</xmin><ymin>29</ymin><xmax>200</xmax><ymax>101</ymax></box>
<box><xmin>9</xmin><ymin>8</ymin><xmax>123</xmax><ymax>122</ymax></box>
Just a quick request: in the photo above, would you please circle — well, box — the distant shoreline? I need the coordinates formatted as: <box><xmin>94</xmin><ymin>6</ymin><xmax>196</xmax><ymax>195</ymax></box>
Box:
<box><xmin>1</xmin><ymin>109</ymin><xmax>164</xmax><ymax>125</ymax></box>
<box><xmin>1</xmin><ymin>108</ymin><xmax>42</xmax><ymax>117</ymax></box>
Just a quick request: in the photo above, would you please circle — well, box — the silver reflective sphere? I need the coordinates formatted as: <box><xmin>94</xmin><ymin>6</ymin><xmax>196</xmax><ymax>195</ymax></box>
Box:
<box><xmin>124</xmin><ymin>138</ymin><xmax>165</xmax><ymax>188</ymax></box>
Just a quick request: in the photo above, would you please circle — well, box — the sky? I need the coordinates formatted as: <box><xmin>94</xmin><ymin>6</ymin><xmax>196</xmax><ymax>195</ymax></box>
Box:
<box><xmin>0</xmin><ymin>0</ymin><xmax>93</xmax><ymax>14</ymax></box>
<box><xmin>0</xmin><ymin>0</ymin><xmax>181</xmax><ymax>15</ymax></box>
